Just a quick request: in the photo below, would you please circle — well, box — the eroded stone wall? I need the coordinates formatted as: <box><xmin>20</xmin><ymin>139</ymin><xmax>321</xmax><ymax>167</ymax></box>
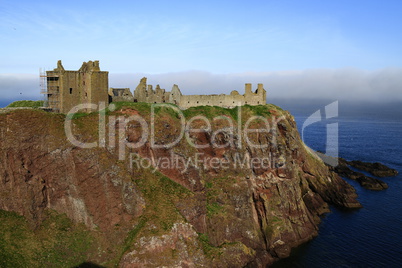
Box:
<box><xmin>129</xmin><ymin>77</ymin><xmax>267</xmax><ymax>109</ymax></box>
<box><xmin>109</xmin><ymin>88</ymin><xmax>133</xmax><ymax>102</ymax></box>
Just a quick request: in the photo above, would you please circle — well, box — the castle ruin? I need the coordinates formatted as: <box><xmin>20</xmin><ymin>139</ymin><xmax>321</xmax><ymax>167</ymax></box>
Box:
<box><xmin>43</xmin><ymin>60</ymin><xmax>108</xmax><ymax>113</ymax></box>
<box><xmin>120</xmin><ymin>77</ymin><xmax>267</xmax><ymax>109</ymax></box>
<box><xmin>43</xmin><ymin>60</ymin><xmax>266</xmax><ymax>113</ymax></box>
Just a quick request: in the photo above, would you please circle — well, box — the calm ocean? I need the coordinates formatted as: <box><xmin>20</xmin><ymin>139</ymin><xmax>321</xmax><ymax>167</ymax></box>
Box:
<box><xmin>0</xmin><ymin>100</ymin><xmax>9</xmax><ymax>108</ymax></box>
<box><xmin>272</xmin><ymin>100</ymin><xmax>402</xmax><ymax>268</ymax></box>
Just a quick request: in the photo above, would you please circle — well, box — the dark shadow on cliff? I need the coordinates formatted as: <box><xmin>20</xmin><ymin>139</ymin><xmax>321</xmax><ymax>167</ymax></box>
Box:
<box><xmin>73</xmin><ymin>262</ymin><xmax>106</xmax><ymax>268</ymax></box>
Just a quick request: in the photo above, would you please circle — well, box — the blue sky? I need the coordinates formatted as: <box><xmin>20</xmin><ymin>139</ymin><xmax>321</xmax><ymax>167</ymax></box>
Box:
<box><xmin>1</xmin><ymin>0</ymin><xmax>401</xmax><ymax>102</ymax></box>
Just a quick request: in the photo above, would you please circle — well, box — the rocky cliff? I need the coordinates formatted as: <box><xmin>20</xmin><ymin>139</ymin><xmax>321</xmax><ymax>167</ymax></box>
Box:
<box><xmin>0</xmin><ymin>104</ymin><xmax>361</xmax><ymax>267</ymax></box>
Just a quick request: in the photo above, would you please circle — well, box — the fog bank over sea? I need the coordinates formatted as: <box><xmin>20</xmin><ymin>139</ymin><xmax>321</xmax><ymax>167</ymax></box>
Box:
<box><xmin>272</xmin><ymin>98</ymin><xmax>402</xmax><ymax>122</ymax></box>
<box><xmin>1</xmin><ymin>67</ymin><xmax>402</xmax><ymax>107</ymax></box>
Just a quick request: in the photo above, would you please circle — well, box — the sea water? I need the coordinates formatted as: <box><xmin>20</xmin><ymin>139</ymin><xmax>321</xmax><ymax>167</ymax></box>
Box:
<box><xmin>272</xmin><ymin>101</ymin><xmax>402</xmax><ymax>268</ymax></box>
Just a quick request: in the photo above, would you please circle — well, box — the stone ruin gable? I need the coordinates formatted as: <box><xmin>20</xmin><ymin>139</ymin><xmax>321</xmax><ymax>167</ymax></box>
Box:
<box><xmin>147</xmin><ymin>84</ymin><xmax>169</xmax><ymax>103</ymax></box>
<box><xmin>243</xmin><ymin>83</ymin><xmax>267</xmax><ymax>105</ymax></box>
<box><xmin>133</xmin><ymin>77</ymin><xmax>147</xmax><ymax>102</ymax></box>
<box><xmin>133</xmin><ymin>77</ymin><xmax>177</xmax><ymax>104</ymax></box>
<box><xmin>169</xmin><ymin>84</ymin><xmax>182</xmax><ymax>105</ymax></box>
<box><xmin>46</xmin><ymin>60</ymin><xmax>108</xmax><ymax>113</ymax></box>
<box><xmin>109</xmin><ymin>88</ymin><xmax>133</xmax><ymax>102</ymax></box>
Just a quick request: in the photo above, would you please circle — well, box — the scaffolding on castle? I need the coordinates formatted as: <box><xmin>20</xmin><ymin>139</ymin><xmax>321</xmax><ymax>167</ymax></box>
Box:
<box><xmin>40</xmin><ymin>69</ymin><xmax>60</xmax><ymax>112</ymax></box>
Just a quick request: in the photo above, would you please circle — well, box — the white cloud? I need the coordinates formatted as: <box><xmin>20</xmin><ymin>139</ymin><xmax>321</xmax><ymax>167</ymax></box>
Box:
<box><xmin>1</xmin><ymin>68</ymin><xmax>401</xmax><ymax>106</ymax></box>
<box><xmin>111</xmin><ymin>68</ymin><xmax>402</xmax><ymax>102</ymax></box>
<box><xmin>0</xmin><ymin>73</ymin><xmax>40</xmax><ymax>101</ymax></box>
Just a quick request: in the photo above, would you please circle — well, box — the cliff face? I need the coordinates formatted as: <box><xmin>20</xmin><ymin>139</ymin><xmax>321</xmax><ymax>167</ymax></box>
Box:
<box><xmin>0</xmin><ymin>105</ymin><xmax>360</xmax><ymax>267</ymax></box>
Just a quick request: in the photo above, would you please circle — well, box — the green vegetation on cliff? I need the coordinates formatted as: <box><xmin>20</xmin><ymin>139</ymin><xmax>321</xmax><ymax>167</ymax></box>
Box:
<box><xmin>0</xmin><ymin>210</ymin><xmax>94</xmax><ymax>267</ymax></box>
<box><xmin>6</xmin><ymin>100</ymin><xmax>44</xmax><ymax>108</ymax></box>
<box><xmin>108</xmin><ymin>101</ymin><xmax>282</xmax><ymax>119</ymax></box>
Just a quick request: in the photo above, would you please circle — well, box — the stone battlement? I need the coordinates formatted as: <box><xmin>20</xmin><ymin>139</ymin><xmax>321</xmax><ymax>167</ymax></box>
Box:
<box><xmin>110</xmin><ymin>77</ymin><xmax>267</xmax><ymax>109</ymax></box>
<box><xmin>44</xmin><ymin>60</ymin><xmax>267</xmax><ymax>113</ymax></box>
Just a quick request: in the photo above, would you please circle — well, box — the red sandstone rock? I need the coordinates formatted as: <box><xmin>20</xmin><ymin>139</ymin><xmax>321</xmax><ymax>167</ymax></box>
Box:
<box><xmin>0</xmin><ymin>108</ymin><xmax>361</xmax><ymax>267</ymax></box>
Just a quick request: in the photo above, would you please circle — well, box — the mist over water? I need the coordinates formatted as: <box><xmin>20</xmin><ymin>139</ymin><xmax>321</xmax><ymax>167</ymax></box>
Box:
<box><xmin>2</xmin><ymin>67</ymin><xmax>402</xmax><ymax>106</ymax></box>
<box><xmin>271</xmin><ymin>98</ymin><xmax>402</xmax><ymax>122</ymax></box>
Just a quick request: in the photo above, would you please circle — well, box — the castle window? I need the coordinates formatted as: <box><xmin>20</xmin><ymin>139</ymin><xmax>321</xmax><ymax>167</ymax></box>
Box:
<box><xmin>258</xmin><ymin>101</ymin><xmax>260</xmax><ymax>104</ymax></box>
<box><xmin>70</xmin><ymin>88</ymin><xmax>73</xmax><ymax>94</ymax></box>
<box><xmin>188</xmin><ymin>101</ymin><xmax>190</xmax><ymax>103</ymax></box>
<box><xmin>233</xmin><ymin>101</ymin><xmax>235</xmax><ymax>103</ymax></box>
<box><xmin>197</xmin><ymin>101</ymin><xmax>199</xmax><ymax>104</ymax></box>
<box><xmin>134</xmin><ymin>99</ymin><xmax>138</xmax><ymax>102</ymax></box>
<box><xmin>83</xmin><ymin>81</ymin><xmax>85</xmax><ymax>85</ymax></box>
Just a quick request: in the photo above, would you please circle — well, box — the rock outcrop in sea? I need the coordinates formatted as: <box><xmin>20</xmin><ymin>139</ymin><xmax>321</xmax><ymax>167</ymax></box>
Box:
<box><xmin>316</xmin><ymin>152</ymin><xmax>397</xmax><ymax>191</ymax></box>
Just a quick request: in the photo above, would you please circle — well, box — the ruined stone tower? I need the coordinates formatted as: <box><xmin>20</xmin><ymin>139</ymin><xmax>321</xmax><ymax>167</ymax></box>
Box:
<box><xmin>45</xmin><ymin>60</ymin><xmax>108</xmax><ymax>113</ymax></box>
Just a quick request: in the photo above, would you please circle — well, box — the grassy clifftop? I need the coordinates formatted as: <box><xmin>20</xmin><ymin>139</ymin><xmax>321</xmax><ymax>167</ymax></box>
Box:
<box><xmin>6</xmin><ymin>100</ymin><xmax>44</xmax><ymax>108</ymax></box>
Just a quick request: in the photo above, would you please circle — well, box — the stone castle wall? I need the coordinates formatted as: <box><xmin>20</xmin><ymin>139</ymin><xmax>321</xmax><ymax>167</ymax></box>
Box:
<box><xmin>179</xmin><ymin>83</ymin><xmax>266</xmax><ymax>109</ymax></box>
<box><xmin>113</xmin><ymin>77</ymin><xmax>267</xmax><ymax>109</ymax></box>
<box><xmin>46</xmin><ymin>61</ymin><xmax>266</xmax><ymax>113</ymax></box>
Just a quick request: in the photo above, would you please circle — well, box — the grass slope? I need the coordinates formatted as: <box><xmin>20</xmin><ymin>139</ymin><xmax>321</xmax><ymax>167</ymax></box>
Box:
<box><xmin>6</xmin><ymin>100</ymin><xmax>44</xmax><ymax>108</ymax></box>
